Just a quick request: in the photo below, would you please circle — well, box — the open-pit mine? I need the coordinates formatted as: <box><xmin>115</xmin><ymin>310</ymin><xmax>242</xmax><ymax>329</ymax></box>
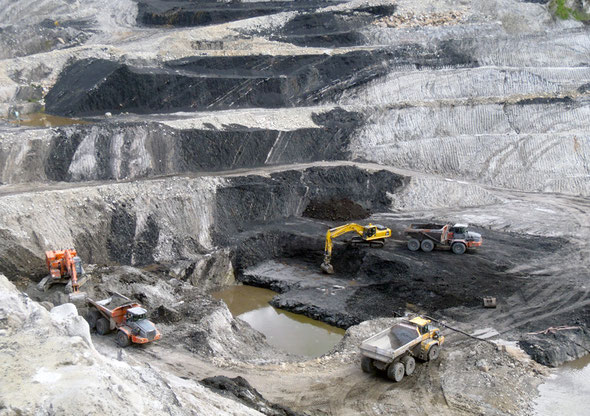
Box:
<box><xmin>1</xmin><ymin>0</ymin><xmax>589</xmax><ymax>414</ymax></box>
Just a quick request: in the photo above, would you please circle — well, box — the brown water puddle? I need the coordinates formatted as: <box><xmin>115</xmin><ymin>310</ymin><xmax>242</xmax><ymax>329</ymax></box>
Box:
<box><xmin>212</xmin><ymin>285</ymin><xmax>345</xmax><ymax>357</ymax></box>
<box><xmin>13</xmin><ymin>113</ymin><xmax>90</xmax><ymax>127</ymax></box>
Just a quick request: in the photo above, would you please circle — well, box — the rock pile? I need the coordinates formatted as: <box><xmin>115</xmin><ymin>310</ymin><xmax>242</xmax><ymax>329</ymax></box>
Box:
<box><xmin>374</xmin><ymin>11</ymin><xmax>466</xmax><ymax>28</ymax></box>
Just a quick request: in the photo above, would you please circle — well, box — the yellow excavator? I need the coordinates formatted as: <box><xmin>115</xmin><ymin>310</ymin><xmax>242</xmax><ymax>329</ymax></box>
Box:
<box><xmin>321</xmin><ymin>223</ymin><xmax>392</xmax><ymax>274</ymax></box>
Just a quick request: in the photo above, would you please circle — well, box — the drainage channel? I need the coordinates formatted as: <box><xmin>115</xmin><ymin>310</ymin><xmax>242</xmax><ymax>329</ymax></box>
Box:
<box><xmin>212</xmin><ymin>285</ymin><xmax>345</xmax><ymax>358</ymax></box>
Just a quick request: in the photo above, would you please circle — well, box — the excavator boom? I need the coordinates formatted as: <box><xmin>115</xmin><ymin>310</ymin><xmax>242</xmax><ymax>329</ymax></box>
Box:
<box><xmin>321</xmin><ymin>223</ymin><xmax>391</xmax><ymax>274</ymax></box>
<box><xmin>63</xmin><ymin>249</ymin><xmax>79</xmax><ymax>293</ymax></box>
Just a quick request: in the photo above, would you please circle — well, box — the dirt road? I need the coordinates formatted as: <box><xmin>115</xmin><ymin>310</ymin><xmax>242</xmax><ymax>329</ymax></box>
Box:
<box><xmin>92</xmin><ymin>324</ymin><xmax>544</xmax><ymax>416</ymax></box>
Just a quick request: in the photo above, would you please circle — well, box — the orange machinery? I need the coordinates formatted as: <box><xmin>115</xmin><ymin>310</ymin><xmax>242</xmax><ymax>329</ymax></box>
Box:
<box><xmin>86</xmin><ymin>292</ymin><xmax>162</xmax><ymax>347</ymax></box>
<box><xmin>41</xmin><ymin>249</ymin><xmax>86</xmax><ymax>301</ymax></box>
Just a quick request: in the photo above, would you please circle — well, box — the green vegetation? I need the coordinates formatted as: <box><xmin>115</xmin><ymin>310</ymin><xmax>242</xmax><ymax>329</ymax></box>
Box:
<box><xmin>551</xmin><ymin>0</ymin><xmax>590</xmax><ymax>21</ymax></box>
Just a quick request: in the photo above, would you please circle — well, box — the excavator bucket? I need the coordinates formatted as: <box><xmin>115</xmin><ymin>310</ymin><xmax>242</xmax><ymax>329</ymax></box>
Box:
<box><xmin>68</xmin><ymin>291</ymin><xmax>87</xmax><ymax>305</ymax></box>
<box><xmin>321</xmin><ymin>262</ymin><xmax>334</xmax><ymax>274</ymax></box>
<box><xmin>65</xmin><ymin>279</ymin><xmax>87</xmax><ymax>305</ymax></box>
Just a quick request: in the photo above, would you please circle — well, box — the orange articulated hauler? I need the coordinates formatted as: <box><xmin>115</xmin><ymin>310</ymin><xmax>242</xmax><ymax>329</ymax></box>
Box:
<box><xmin>86</xmin><ymin>292</ymin><xmax>161</xmax><ymax>347</ymax></box>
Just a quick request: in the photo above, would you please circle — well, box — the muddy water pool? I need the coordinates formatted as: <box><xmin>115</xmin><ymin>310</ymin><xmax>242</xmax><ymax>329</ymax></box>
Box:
<box><xmin>533</xmin><ymin>354</ymin><xmax>590</xmax><ymax>415</ymax></box>
<box><xmin>212</xmin><ymin>285</ymin><xmax>345</xmax><ymax>357</ymax></box>
<box><xmin>14</xmin><ymin>113</ymin><xmax>90</xmax><ymax>127</ymax></box>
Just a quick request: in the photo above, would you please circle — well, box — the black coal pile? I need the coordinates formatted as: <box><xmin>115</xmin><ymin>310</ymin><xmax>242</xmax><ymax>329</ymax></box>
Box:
<box><xmin>45</xmin><ymin>43</ymin><xmax>475</xmax><ymax>117</ymax></box>
<box><xmin>136</xmin><ymin>0</ymin><xmax>339</xmax><ymax>27</ymax></box>
<box><xmin>201</xmin><ymin>376</ymin><xmax>301</xmax><ymax>416</ymax></box>
<box><xmin>303</xmin><ymin>197</ymin><xmax>370</xmax><ymax>221</ymax></box>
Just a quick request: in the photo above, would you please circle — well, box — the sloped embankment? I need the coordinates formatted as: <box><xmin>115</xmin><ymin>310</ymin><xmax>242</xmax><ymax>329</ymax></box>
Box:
<box><xmin>0</xmin><ymin>108</ymin><xmax>362</xmax><ymax>184</ymax></box>
<box><xmin>0</xmin><ymin>274</ymin><xmax>269</xmax><ymax>415</ymax></box>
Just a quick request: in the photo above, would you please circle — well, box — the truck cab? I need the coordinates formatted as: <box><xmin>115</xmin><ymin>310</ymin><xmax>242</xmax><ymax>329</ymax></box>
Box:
<box><xmin>409</xmin><ymin>316</ymin><xmax>444</xmax><ymax>343</ymax></box>
<box><xmin>123</xmin><ymin>307</ymin><xmax>160</xmax><ymax>344</ymax></box>
<box><xmin>448</xmin><ymin>223</ymin><xmax>482</xmax><ymax>248</ymax></box>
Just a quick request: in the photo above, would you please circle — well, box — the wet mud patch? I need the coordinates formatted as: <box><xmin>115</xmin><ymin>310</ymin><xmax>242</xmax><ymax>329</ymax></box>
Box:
<box><xmin>15</xmin><ymin>113</ymin><xmax>90</xmax><ymax>128</ymax></box>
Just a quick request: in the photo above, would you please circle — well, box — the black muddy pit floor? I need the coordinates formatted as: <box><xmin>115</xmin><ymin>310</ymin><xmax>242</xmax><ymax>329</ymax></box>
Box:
<box><xmin>231</xmin><ymin>216</ymin><xmax>589</xmax><ymax>366</ymax></box>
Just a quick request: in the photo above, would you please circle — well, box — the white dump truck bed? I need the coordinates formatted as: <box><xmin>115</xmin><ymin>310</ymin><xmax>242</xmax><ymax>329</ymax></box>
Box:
<box><xmin>360</xmin><ymin>322</ymin><xmax>422</xmax><ymax>363</ymax></box>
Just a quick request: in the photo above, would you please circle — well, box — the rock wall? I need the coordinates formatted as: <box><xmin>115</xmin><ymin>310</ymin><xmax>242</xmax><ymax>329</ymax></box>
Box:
<box><xmin>0</xmin><ymin>176</ymin><xmax>221</xmax><ymax>279</ymax></box>
<box><xmin>0</xmin><ymin>108</ymin><xmax>362</xmax><ymax>184</ymax></box>
<box><xmin>0</xmin><ymin>164</ymin><xmax>404</xmax><ymax>279</ymax></box>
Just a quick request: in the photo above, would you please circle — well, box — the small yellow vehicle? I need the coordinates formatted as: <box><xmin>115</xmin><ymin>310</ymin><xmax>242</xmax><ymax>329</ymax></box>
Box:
<box><xmin>360</xmin><ymin>316</ymin><xmax>445</xmax><ymax>382</ymax></box>
<box><xmin>320</xmin><ymin>223</ymin><xmax>391</xmax><ymax>274</ymax></box>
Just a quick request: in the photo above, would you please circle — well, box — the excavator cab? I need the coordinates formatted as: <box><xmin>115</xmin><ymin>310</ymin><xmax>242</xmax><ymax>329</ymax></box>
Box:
<box><xmin>73</xmin><ymin>256</ymin><xmax>84</xmax><ymax>276</ymax></box>
<box><xmin>364</xmin><ymin>227</ymin><xmax>376</xmax><ymax>238</ymax></box>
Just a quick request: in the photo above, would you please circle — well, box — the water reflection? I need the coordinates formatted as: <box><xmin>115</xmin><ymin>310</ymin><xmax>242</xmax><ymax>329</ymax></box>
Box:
<box><xmin>212</xmin><ymin>285</ymin><xmax>345</xmax><ymax>357</ymax></box>
<box><xmin>533</xmin><ymin>354</ymin><xmax>590</xmax><ymax>415</ymax></box>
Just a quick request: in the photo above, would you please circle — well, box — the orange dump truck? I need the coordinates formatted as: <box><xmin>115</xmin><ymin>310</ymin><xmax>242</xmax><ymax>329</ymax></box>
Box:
<box><xmin>86</xmin><ymin>292</ymin><xmax>161</xmax><ymax>347</ymax></box>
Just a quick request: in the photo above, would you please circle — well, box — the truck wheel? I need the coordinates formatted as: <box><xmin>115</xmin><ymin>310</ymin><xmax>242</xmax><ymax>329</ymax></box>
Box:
<box><xmin>85</xmin><ymin>309</ymin><xmax>101</xmax><ymax>330</ymax></box>
<box><xmin>361</xmin><ymin>356</ymin><xmax>377</xmax><ymax>374</ymax></box>
<box><xmin>407</xmin><ymin>239</ymin><xmax>420</xmax><ymax>252</ymax></box>
<box><xmin>401</xmin><ymin>355</ymin><xmax>416</xmax><ymax>376</ymax></box>
<box><xmin>420</xmin><ymin>239</ymin><xmax>434</xmax><ymax>252</ymax></box>
<box><xmin>451</xmin><ymin>242</ymin><xmax>466</xmax><ymax>255</ymax></box>
<box><xmin>387</xmin><ymin>362</ymin><xmax>405</xmax><ymax>382</ymax></box>
<box><xmin>116</xmin><ymin>330</ymin><xmax>131</xmax><ymax>347</ymax></box>
<box><xmin>428</xmin><ymin>345</ymin><xmax>440</xmax><ymax>361</ymax></box>
<box><xmin>96</xmin><ymin>318</ymin><xmax>110</xmax><ymax>335</ymax></box>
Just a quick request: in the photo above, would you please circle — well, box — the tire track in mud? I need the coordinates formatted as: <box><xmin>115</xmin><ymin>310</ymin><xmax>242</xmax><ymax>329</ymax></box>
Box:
<box><xmin>497</xmin><ymin>285</ymin><xmax>590</xmax><ymax>335</ymax></box>
<box><xmin>467</xmin><ymin>193</ymin><xmax>590</xmax><ymax>341</ymax></box>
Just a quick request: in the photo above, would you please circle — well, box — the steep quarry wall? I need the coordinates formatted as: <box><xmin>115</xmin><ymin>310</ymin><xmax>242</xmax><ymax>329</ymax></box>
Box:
<box><xmin>0</xmin><ymin>0</ymin><xmax>589</xmax><ymax>414</ymax></box>
<box><xmin>0</xmin><ymin>164</ymin><xmax>404</xmax><ymax>279</ymax></box>
<box><xmin>0</xmin><ymin>176</ymin><xmax>222</xmax><ymax>278</ymax></box>
<box><xmin>0</xmin><ymin>108</ymin><xmax>362</xmax><ymax>184</ymax></box>
<box><xmin>346</xmin><ymin>65</ymin><xmax>590</xmax><ymax>196</ymax></box>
